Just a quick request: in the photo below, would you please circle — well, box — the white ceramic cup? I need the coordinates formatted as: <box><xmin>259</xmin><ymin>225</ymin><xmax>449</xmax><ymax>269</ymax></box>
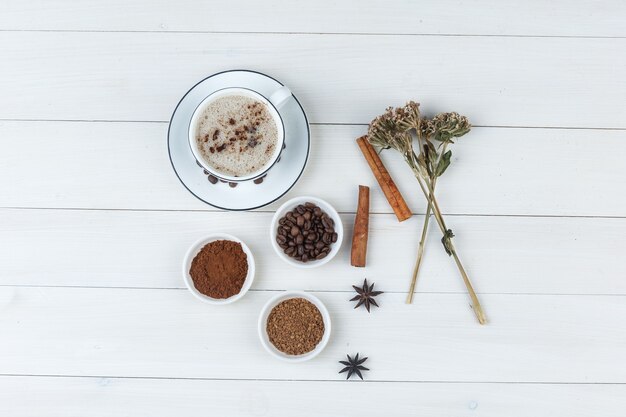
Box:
<box><xmin>182</xmin><ymin>233</ymin><xmax>255</xmax><ymax>305</ymax></box>
<box><xmin>188</xmin><ymin>86</ymin><xmax>292</xmax><ymax>182</ymax></box>
<box><xmin>258</xmin><ymin>291</ymin><xmax>331</xmax><ymax>362</ymax></box>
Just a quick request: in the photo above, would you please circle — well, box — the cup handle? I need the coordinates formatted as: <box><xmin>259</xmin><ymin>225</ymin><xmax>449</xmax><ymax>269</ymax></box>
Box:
<box><xmin>268</xmin><ymin>86</ymin><xmax>292</xmax><ymax>109</ymax></box>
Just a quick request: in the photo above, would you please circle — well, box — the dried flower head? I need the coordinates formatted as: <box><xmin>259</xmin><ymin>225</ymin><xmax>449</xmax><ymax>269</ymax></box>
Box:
<box><xmin>367</xmin><ymin>107</ymin><xmax>413</xmax><ymax>154</ymax></box>
<box><xmin>394</xmin><ymin>101</ymin><xmax>421</xmax><ymax>131</ymax></box>
<box><xmin>431</xmin><ymin>112</ymin><xmax>471</xmax><ymax>143</ymax></box>
<box><xmin>419</xmin><ymin>118</ymin><xmax>436</xmax><ymax>138</ymax></box>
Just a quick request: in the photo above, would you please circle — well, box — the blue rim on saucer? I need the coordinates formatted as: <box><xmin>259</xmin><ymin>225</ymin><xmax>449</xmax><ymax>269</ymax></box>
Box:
<box><xmin>168</xmin><ymin>70</ymin><xmax>311</xmax><ymax>211</ymax></box>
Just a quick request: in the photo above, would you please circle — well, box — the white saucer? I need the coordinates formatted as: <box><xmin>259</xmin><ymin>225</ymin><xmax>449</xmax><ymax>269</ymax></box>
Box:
<box><xmin>168</xmin><ymin>70</ymin><xmax>310</xmax><ymax>211</ymax></box>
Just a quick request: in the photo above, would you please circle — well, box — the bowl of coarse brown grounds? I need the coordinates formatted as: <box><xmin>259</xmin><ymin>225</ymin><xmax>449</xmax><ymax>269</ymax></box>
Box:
<box><xmin>258</xmin><ymin>291</ymin><xmax>331</xmax><ymax>362</ymax></box>
<box><xmin>183</xmin><ymin>233</ymin><xmax>255</xmax><ymax>305</ymax></box>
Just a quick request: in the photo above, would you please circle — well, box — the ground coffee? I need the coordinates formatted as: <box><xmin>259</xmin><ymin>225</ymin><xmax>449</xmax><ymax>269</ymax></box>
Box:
<box><xmin>266</xmin><ymin>297</ymin><xmax>325</xmax><ymax>355</ymax></box>
<box><xmin>189</xmin><ymin>240</ymin><xmax>248</xmax><ymax>299</ymax></box>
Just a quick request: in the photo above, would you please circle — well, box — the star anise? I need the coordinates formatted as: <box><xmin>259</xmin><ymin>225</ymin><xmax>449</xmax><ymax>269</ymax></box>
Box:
<box><xmin>338</xmin><ymin>353</ymin><xmax>369</xmax><ymax>380</ymax></box>
<box><xmin>350</xmin><ymin>279</ymin><xmax>383</xmax><ymax>312</ymax></box>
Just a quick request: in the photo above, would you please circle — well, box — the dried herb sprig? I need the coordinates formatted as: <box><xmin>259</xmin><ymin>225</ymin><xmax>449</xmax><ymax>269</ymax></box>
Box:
<box><xmin>407</xmin><ymin>112</ymin><xmax>470</xmax><ymax>304</ymax></box>
<box><xmin>367</xmin><ymin>102</ymin><xmax>486</xmax><ymax>324</ymax></box>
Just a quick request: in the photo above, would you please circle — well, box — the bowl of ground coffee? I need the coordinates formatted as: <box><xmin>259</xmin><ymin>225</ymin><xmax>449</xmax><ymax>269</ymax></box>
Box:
<box><xmin>270</xmin><ymin>196</ymin><xmax>343</xmax><ymax>268</ymax></box>
<box><xmin>183</xmin><ymin>233</ymin><xmax>255</xmax><ymax>305</ymax></box>
<box><xmin>258</xmin><ymin>291</ymin><xmax>331</xmax><ymax>362</ymax></box>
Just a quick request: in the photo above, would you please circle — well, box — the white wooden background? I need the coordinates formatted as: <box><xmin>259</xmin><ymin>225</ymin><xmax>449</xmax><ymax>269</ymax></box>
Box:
<box><xmin>1</xmin><ymin>1</ymin><xmax>626</xmax><ymax>416</ymax></box>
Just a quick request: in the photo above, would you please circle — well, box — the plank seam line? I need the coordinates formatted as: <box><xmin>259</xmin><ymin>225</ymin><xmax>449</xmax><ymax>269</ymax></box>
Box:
<box><xmin>1</xmin><ymin>206</ymin><xmax>625</xmax><ymax>220</ymax></box>
<box><xmin>0</xmin><ymin>285</ymin><xmax>624</xmax><ymax>297</ymax></box>
<box><xmin>0</xmin><ymin>373</ymin><xmax>623</xmax><ymax>384</ymax></box>
<box><xmin>0</xmin><ymin>29</ymin><xmax>625</xmax><ymax>40</ymax></box>
<box><xmin>1</xmin><ymin>119</ymin><xmax>626</xmax><ymax>131</ymax></box>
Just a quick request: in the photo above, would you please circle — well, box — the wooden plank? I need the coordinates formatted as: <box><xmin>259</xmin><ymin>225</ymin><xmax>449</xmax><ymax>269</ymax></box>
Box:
<box><xmin>1</xmin><ymin>0</ymin><xmax>625</xmax><ymax>37</ymax></box>
<box><xmin>1</xmin><ymin>376</ymin><xmax>625</xmax><ymax>417</ymax></box>
<box><xmin>1</xmin><ymin>122</ymin><xmax>625</xmax><ymax>217</ymax></box>
<box><xmin>1</xmin><ymin>33</ymin><xmax>625</xmax><ymax>127</ymax></box>
<box><xmin>0</xmin><ymin>288</ymin><xmax>624</xmax><ymax>382</ymax></box>
<box><xmin>1</xmin><ymin>208</ymin><xmax>624</xmax><ymax>295</ymax></box>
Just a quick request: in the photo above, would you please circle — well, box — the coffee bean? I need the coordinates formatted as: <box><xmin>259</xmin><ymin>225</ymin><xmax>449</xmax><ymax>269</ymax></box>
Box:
<box><xmin>275</xmin><ymin>203</ymin><xmax>337</xmax><ymax>263</ymax></box>
<box><xmin>207</xmin><ymin>175</ymin><xmax>218</xmax><ymax>184</ymax></box>
<box><xmin>228</xmin><ymin>182</ymin><xmax>238</xmax><ymax>188</ymax></box>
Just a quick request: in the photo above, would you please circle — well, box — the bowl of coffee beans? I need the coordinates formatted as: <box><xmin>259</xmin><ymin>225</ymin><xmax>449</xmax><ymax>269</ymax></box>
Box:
<box><xmin>270</xmin><ymin>196</ymin><xmax>343</xmax><ymax>268</ymax></box>
<box><xmin>258</xmin><ymin>291</ymin><xmax>331</xmax><ymax>362</ymax></box>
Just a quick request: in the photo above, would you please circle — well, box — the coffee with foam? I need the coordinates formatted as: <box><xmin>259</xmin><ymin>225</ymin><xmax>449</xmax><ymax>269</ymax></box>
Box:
<box><xmin>194</xmin><ymin>95</ymin><xmax>279</xmax><ymax>178</ymax></box>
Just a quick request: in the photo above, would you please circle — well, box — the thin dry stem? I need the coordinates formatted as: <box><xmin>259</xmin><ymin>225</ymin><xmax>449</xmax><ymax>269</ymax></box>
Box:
<box><xmin>406</xmin><ymin>143</ymin><xmax>447</xmax><ymax>304</ymax></box>
<box><xmin>410</xmin><ymin>164</ymin><xmax>487</xmax><ymax>325</ymax></box>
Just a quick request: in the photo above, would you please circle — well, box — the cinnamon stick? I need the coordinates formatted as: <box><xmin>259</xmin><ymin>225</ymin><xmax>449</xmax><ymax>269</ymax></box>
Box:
<box><xmin>351</xmin><ymin>185</ymin><xmax>370</xmax><ymax>267</ymax></box>
<box><xmin>356</xmin><ymin>136</ymin><xmax>412</xmax><ymax>222</ymax></box>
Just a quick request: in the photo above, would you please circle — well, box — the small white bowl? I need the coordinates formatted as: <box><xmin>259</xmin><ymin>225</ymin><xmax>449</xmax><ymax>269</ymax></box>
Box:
<box><xmin>258</xmin><ymin>291</ymin><xmax>331</xmax><ymax>362</ymax></box>
<box><xmin>182</xmin><ymin>233</ymin><xmax>255</xmax><ymax>305</ymax></box>
<box><xmin>270</xmin><ymin>196</ymin><xmax>343</xmax><ymax>268</ymax></box>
